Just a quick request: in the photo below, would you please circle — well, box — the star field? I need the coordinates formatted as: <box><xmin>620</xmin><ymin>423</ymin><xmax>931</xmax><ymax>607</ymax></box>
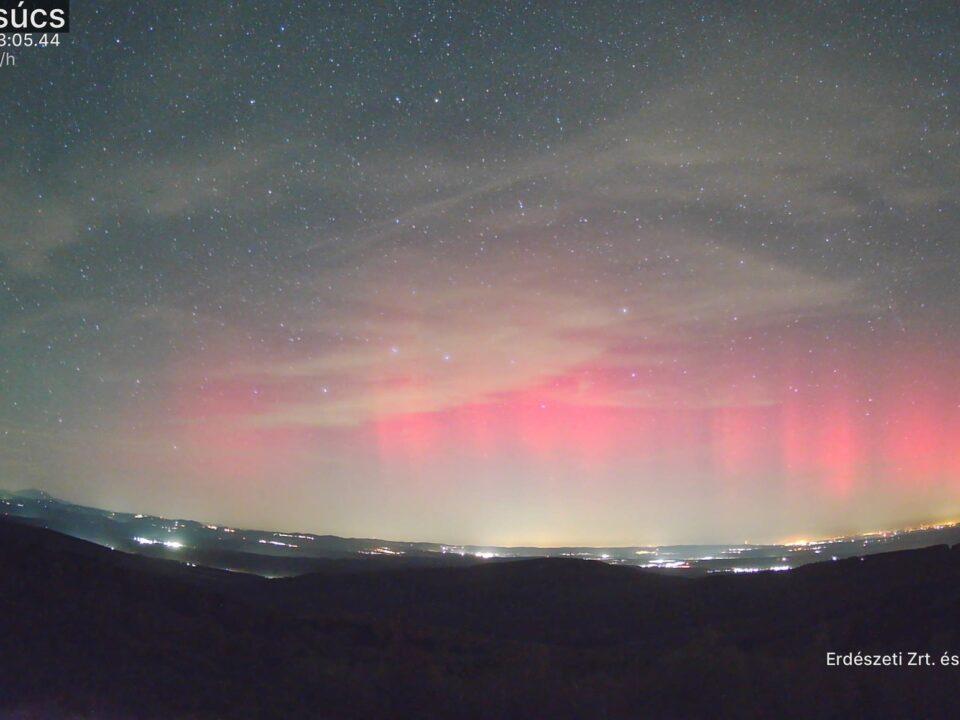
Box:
<box><xmin>1</xmin><ymin>1</ymin><xmax>959</xmax><ymax>544</ymax></box>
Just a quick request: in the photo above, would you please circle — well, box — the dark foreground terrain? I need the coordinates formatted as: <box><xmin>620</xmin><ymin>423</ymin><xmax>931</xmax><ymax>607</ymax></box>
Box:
<box><xmin>2</xmin><ymin>517</ymin><xmax>960</xmax><ymax>719</ymax></box>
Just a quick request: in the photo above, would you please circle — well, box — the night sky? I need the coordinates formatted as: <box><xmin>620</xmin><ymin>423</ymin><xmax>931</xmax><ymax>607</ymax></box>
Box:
<box><xmin>2</xmin><ymin>1</ymin><xmax>959</xmax><ymax>545</ymax></box>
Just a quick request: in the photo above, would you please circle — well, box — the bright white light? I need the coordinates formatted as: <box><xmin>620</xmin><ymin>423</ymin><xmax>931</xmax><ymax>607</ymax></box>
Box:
<box><xmin>640</xmin><ymin>560</ymin><xmax>689</xmax><ymax>569</ymax></box>
<box><xmin>359</xmin><ymin>546</ymin><xmax>405</xmax><ymax>556</ymax></box>
<box><xmin>729</xmin><ymin>565</ymin><xmax>790</xmax><ymax>574</ymax></box>
<box><xmin>133</xmin><ymin>536</ymin><xmax>182</xmax><ymax>550</ymax></box>
<box><xmin>258</xmin><ymin>539</ymin><xmax>299</xmax><ymax>548</ymax></box>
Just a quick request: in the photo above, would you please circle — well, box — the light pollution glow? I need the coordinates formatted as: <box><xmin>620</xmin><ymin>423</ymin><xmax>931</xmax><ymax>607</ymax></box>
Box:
<box><xmin>1</xmin><ymin>2</ymin><xmax>958</xmax><ymax>546</ymax></box>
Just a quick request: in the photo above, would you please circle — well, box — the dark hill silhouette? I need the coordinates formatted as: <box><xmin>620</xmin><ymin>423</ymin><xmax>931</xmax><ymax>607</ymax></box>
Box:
<box><xmin>8</xmin><ymin>487</ymin><xmax>960</xmax><ymax>576</ymax></box>
<box><xmin>2</xmin><ymin>516</ymin><xmax>960</xmax><ymax>719</ymax></box>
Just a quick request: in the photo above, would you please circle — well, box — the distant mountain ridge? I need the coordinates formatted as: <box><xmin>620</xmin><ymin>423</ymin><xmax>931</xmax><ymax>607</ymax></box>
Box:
<box><xmin>4</xmin><ymin>486</ymin><xmax>960</xmax><ymax>576</ymax></box>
